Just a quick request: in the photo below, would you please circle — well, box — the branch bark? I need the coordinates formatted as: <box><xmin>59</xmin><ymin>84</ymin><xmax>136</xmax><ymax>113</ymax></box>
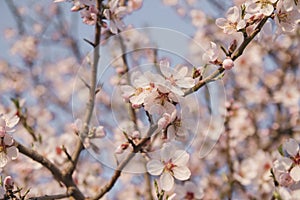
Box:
<box><xmin>64</xmin><ymin>0</ymin><xmax>103</xmax><ymax>177</ymax></box>
<box><xmin>16</xmin><ymin>142</ymin><xmax>85</xmax><ymax>199</ymax></box>
<box><xmin>92</xmin><ymin>124</ymin><xmax>158</xmax><ymax>199</ymax></box>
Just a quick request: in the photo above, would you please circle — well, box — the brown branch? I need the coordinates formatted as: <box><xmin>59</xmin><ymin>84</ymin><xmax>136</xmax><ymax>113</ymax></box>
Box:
<box><xmin>29</xmin><ymin>193</ymin><xmax>70</xmax><ymax>200</ymax></box>
<box><xmin>185</xmin><ymin>15</ymin><xmax>271</xmax><ymax>96</ymax></box>
<box><xmin>144</xmin><ymin>172</ymin><xmax>153</xmax><ymax>200</ymax></box>
<box><xmin>92</xmin><ymin>124</ymin><xmax>158</xmax><ymax>199</ymax></box>
<box><xmin>117</xmin><ymin>34</ymin><xmax>138</xmax><ymax>128</ymax></box>
<box><xmin>15</xmin><ymin>141</ymin><xmax>85</xmax><ymax>199</ymax></box>
<box><xmin>64</xmin><ymin>0</ymin><xmax>103</xmax><ymax>177</ymax></box>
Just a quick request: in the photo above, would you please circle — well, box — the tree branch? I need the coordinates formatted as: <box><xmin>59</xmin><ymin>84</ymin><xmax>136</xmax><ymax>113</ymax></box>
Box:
<box><xmin>29</xmin><ymin>193</ymin><xmax>70</xmax><ymax>200</ymax></box>
<box><xmin>64</xmin><ymin>0</ymin><xmax>103</xmax><ymax>177</ymax></box>
<box><xmin>15</xmin><ymin>141</ymin><xmax>85</xmax><ymax>199</ymax></box>
<box><xmin>185</xmin><ymin>15</ymin><xmax>270</xmax><ymax>96</ymax></box>
<box><xmin>92</xmin><ymin>124</ymin><xmax>158</xmax><ymax>199</ymax></box>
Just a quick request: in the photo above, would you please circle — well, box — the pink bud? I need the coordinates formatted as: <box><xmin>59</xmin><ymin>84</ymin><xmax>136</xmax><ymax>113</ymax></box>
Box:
<box><xmin>222</xmin><ymin>58</ymin><xmax>234</xmax><ymax>70</ymax></box>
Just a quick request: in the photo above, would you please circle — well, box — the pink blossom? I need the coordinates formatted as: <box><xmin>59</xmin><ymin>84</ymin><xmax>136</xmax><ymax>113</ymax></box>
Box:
<box><xmin>147</xmin><ymin>144</ymin><xmax>191</xmax><ymax>191</ymax></box>
<box><xmin>160</xmin><ymin>60</ymin><xmax>195</xmax><ymax>96</ymax></box>
<box><xmin>0</xmin><ymin>114</ymin><xmax>19</xmax><ymax>137</ymax></box>
<box><xmin>80</xmin><ymin>5</ymin><xmax>98</xmax><ymax>25</ymax></box>
<box><xmin>202</xmin><ymin>42</ymin><xmax>220</xmax><ymax>63</ymax></box>
<box><xmin>275</xmin><ymin>1</ymin><xmax>300</xmax><ymax>33</ymax></box>
<box><xmin>0</xmin><ymin>134</ymin><xmax>19</xmax><ymax>168</ymax></box>
<box><xmin>216</xmin><ymin>6</ymin><xmax>246</xmax><ymax>34</ymax></box>
<box><xmin>246</xmin><ymin>0</ymin><xmax>277</xmax><ymax>16</ymax></box>
<box><xmin>103</xmin><ymin>0</ymin><xmax>127</xmax><ymax>34</ymax></box>
<box><xmin>273</xmin><ymin>139</ymin><xmax>300</xmax><ymax>182</ymax></box>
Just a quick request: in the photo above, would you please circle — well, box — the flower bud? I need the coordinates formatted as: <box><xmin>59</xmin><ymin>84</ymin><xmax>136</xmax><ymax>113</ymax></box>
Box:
<box><xmin>222</xmin><ymin>58</ymin><xmax>234</xmax><ymax>70</ymax></box>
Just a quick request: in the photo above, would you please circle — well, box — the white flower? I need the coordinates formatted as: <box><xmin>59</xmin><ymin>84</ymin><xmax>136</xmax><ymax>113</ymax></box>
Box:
<box><xmin>274</xmin><ymin>139</ymin><xmax>300</xmax><ymax>182</ymax></box>
<box><xmin>159</xmin><ymin>60</ymin><xmax>195</xmax><ymax>96</ymax></box>
<box><xmin>103</xmin><ymin>0</ymin><xmax>127</xmax><ymax>34</ymax></box>
<box><xmin>147</xmin><ymin>144</ymin><xmax>191</xmax><ymax>191</ymax></box>
<box><xmin>0</xmin><ymin>134</ymin><xmax>19</xmax><ymax>168</ymax></box>
<box><xmin>216</xmin><ymin>6</ymin><xmax>246</xmax><ymax>34</ymax></box>
<box><xmin>246</xmin><ymin>0</ymin><xmax>277</xmax><ymax>16</ymax></box>
<box><xmin>279</xmin><ymin>0</ymin><xmax>300</xmax><ymax>12</ymax></box>
<box><xmin>0</xmin><ymin>114</ymin><xmax>20</xmax><ymax>137</ymax></box>
<box><xmin>80</xmin><ymin>5</ymin><xmax>98</xmax><ymax>26</ymax></box>
<box><xmin>121</xmin><ymin>71</ymin><xmax>156</xmax><ymax>108</ymax></box>
<box><xmin>275</xmin><ymin>1</ymin><xmax>300</xmax><ymax>32</ymax></box>
<box><xmin>202</xmin><ymin>42</ymin><xmax>220</xmax><ymax>63</ymax></box>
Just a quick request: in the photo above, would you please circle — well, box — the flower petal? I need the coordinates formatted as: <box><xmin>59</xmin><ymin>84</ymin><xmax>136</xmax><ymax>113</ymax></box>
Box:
<box><xmin>3</xmin><ymin>134</ymin><xmax>14</xmax><ymax>146</ymax></box>
<box><xmin>161</xmin><ymin>143</ymin><xmax>175</xmax><ymax>162</ymax></box>
<box><xmin>160</xmin><ymin>61</ymin><xmax>172</xmax><ymax>78</ymax></box>
<box><xmin>160</xmin><ymin>172</ymin><xmax>174</xmax><ymax>191</ymax></box>
<box><xmin>290</xmin><ymin>166</ymin><xmax>300</xmax><ymax>181</ymax></box>
<box><xmin>0</xmin><ymin>152</ymin><xmax>8</xmax><ymax>168</ymax></box>
<box><xmin>7</xmin><ymin>147</ymin><xmax>18</xmax><ymax>160</ymax></box>
<box><xmin>173</xmin><ymin>166</ymin><xmax>191</xmax><ymax>180</ymax></box>
<box><xmin>283</xmin><ymin>138</ymin><xmax>299</xmax><ymax>157</ymax></box>
<box><xmin>172</xmin><ymin>150</ymin><xmax>189</xmax><ymax>166</ymax></box>
<box><xmin>147</xmin><ymin>160</ymin><xmax>164</xmax><ymax>176</ymax></box>
<box><xmin>7</xmin><ymin>115</ymin><xmax>20</xmax><ymax>128</ymax></box>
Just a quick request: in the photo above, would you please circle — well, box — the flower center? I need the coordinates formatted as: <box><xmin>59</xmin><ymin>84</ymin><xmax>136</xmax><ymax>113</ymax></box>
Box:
<box><xmin>293</xmin><ymin>154</ymin><xmax>300</xmax><ymax>165</ymax></box>
<box><xmin>164</xmin><ymin>160</ymin><xmax>176</xmax><ymax>171</ymax></box>
<box><xmin>185</xmin><ymin>192</ymin><xmax>195</xmax><ymax>200</ymax></box>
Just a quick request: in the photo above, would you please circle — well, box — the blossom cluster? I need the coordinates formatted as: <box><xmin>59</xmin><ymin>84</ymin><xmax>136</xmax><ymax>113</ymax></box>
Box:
<box><xmin>1</xmin><ymin>0</ymin><xmax>300</xmax><ymax>199</ymax></box>
<box><xmin>203</xmin><ymin>0</ymin><xmax>300</xmax><ymax>71</ymax></box>
<box><xmin>0</xmin><ymin>113</ymin><xmax>19</xmax><ymax>168</ymax></box>
<box><xmin>272</xmin><ymin>138</ymin><xmax>300</xmax><ymax>198</ymax></box>
<box><xmin>121</xmin><ymin>61</ymin><xmax>195</xmax><ymax>139</ymax></box>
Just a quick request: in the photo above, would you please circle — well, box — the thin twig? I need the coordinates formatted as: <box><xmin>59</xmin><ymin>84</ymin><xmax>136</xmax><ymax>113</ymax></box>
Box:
<box><xmin>5</xmin><ymin>0</ymin><xmax>25</xmax><ymax>35</ymax></box>
<box><xmin>64</xmin><ymin>0</ymin><xmax>103</xmax><ymax>177</ymax></box>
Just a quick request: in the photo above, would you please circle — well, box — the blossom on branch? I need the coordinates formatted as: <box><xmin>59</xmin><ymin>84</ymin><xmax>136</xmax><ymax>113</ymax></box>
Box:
<box><xmin>147</xmin><ymin>144</ymin><xmax>191</xmax><ymax>191</ymax></box>
<box><xmin>0</xmin><ymin>134</ymin><xmax>19</xmax><ymax>168</ymax></box>
<box><xmin>273</xmin><ymin>138</ymin><xmax>300</xmax><ymax>186</ymax></box>
<box><xmin>80</xmin><ymin>5</ymin><xmax>98</xmax><ymax>25</ymax></box>
<box><xmin>246</xmin><ymin>0</ymin><xmax>277</xmax><ymax>16</ymax></box>
<box><xmin>103</xmin><ymin>0</ymin><xmax>127</xmax><ymax>34</ymax></box>
<box><xmin>216</xmin><ymin>6</ymin><xmax>246</xmax><ymax>34</ymax></box>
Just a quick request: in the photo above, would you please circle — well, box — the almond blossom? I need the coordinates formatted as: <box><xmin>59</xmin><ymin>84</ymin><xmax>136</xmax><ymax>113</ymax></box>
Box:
<box><xmin>147</xmin><ymin>144</ymin><xmax>191</xmax><ymax>191</ymax></box>
<box><xmin>278</xmin><ymin>0</ymin><xmax>300</xmax><ymax>12</ymax></box>
<box><xmin>202</xmin><ymin>42</ymin><xmax>220</xmax><ymax>63</ymax></box>
<box><xmin>273</xmin><ymin>139</ymin><xmax>300</xmax><ymax>183</ymax></box>
<box><xmin>159</xmin><ymin>60</ymin><xmax>195</xmax><ymax>96</ymax></box>
<box><xmin>275</xmin><ymin>1</ymin><xmax>300</xmax><ymax>32</ymax></box>
<box><xmin>246</xmin><ymin>0</ymin><xmax>277</xmax><ymax>16</ymax></box>
<box><xmin>103</xmin><ymin>0</ymin><xmax>127</xmax><ymax>34</ymax></box>
<box><xmin>80</xmin><ymin>5</ymin><xmax>98</xmax><ymax>25</ymax></box>
<box><xmin>216</xmin><ymin>6</ymin><xmax>246</xmax><ymax>34</ymax></box>
<box><xmin>0</xmin><ymin>134</ymin><xmax>19</xmax><ymax>168</ymax></box>
<box><xmin>0</xmin><ymin>114</ymin><xmax>19</xmax><ymax>137</ymax></box>
<box><xmin>121</xmin><ymin>71</ymin><xmax>157</xmax><ymax>108</ymax></box>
